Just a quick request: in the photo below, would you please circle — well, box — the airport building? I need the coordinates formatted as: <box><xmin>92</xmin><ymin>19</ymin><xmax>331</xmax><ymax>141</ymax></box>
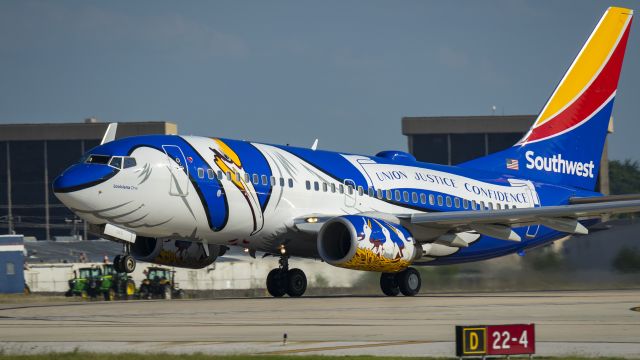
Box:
<box><xmin>402</xmin><ymin>115</ymin><xmax>611</xmax><ymax>194</ymax></box>
<box><xmin>0</xmin><ymin>119</ymin><xmax>177</xmax><ymax>240</ymax></box>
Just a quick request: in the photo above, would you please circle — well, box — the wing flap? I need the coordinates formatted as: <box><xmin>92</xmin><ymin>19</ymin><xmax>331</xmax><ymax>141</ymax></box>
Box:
<box><xmin>410</xmin><ymin>200</ymin><xmax>640</xmax><ymax>231</ymax></box>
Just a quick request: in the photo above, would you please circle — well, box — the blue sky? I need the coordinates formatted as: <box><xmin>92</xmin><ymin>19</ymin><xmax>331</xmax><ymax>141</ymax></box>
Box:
<box><xmin>1</xmin><ymin>0</ymin><xmax>639</xmax><ymax>160</ymax></box>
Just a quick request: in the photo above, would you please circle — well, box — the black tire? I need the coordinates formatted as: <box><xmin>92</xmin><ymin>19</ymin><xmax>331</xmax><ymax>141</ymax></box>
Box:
<box><xmin>103</xmin><ymin>288</ymin><xmax>115</xmax><ymax>301</ymax></box>
<box><xmin>286</xmin><ymin>268</ymin><xmax>307</xmax><ymax>297</ymax></box>
<box><xmin>122</xmin><ymin>255</ymin><xmax>136</xmax><ymax>273</ymax></box>
<box><xmin>64</xmin><ymin>290</ymin><xmax>73</xmax><ymax>297</ymax></box>
<box><xmin>380</xmin><ymin>273</ymin><xmax>400</xmax><ymax>296</ymax></box>
<box><xmin>139</xmin><ymin>285</ymin><xmax>149</xmax><ymax>300</ymax></box>
<box><xmin>113</xmin><ymin>255</ymin><xmax>122</xmax><ymax>273</ymax></box>
<box><xmin>173</xmin><ymin>289</ymin><xmax>184</xmax><ymax>299</ymax></box>
<box><xmin>397</xmin><ymin>267</ymin><xmax>421</xmax><ymax>296</ymax></box>
<box><xmin>266</xmin><ymin>269</ymin><xmax>287</xmax><ymax>297</ymax></box>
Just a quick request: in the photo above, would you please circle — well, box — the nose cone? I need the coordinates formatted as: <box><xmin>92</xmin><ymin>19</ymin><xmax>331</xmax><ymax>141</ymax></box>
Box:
<box><xmin>53</xmin><ymin>163</ymin><xmax>118</xmax><ymax>194</ymax></box>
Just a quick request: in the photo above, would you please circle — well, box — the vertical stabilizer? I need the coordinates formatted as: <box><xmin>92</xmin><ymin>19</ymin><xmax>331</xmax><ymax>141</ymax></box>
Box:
<box><xmin>461</xmin><ymin>7</ymin><xmax>633</xmax><ymax>191</ymax></box>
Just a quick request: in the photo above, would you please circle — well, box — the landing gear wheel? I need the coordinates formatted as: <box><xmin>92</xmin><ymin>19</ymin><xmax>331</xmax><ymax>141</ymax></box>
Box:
<box><xmin>397</xmin><ymin>267</ymin><xmax>421</xmax><ymax>296</ymax></box>
<box><xmin>286</xmin><ymin>268</ymin><xmax>307</xmax><ymax>297</ymax></box>
<box><xmin>380</xmin><ymin>273</ymin><xmax>400</xmax><ymax>296</ymax></box>
<box><xmin>113</xmin><ymin>255</ymin><xmax>122</xmax><ymax>273</ymax></box>
<box><xmin>266</xmin><ymin>269</ymin><xmax>287</xmax><ymax>297</ymax></box>
<box><xmin>121</xmin><ymin>254</ymin><xmax>136</xmax><ymax>273</ymax></box>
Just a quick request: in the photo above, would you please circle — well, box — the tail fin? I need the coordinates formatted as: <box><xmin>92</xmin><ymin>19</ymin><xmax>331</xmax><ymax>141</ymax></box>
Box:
<box><xmin>460</xmin><ymin>7</ymin><xmax>633</xmax><ymax>191</ymax></box>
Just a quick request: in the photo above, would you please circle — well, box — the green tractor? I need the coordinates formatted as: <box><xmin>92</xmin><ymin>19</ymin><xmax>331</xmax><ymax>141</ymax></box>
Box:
<box><xmin>65</xmin><ymin>266</ymin><xmax>102</xmax><ymax>299</ymax></box>
<box><xmin>139</xmin><ymin>267</ymin><xmax>183</xmax><ymax>300</ymax></box>
<box><xmin>99</xmin><ymin>264</ymin><xmax>136</xmax><ymax>300</ymax></box>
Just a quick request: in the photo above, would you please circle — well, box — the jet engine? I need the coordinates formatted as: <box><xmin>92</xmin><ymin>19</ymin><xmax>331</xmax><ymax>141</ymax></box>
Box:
<box><xmin>131</xmin><ymin>237</ymin><xmax>223</xmax><ymax>269</ymax></box>
<box><xmin>317</xmin><ymin>215</ymin><xmax>420</xmax><ymax>272</ymax></box>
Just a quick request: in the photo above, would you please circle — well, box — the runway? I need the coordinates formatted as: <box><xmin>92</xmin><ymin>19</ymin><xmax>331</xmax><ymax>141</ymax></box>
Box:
<box><xmin>1</xmin><ymin>290</ymin><xmax>639</xmax><ymax>357</ymax></box>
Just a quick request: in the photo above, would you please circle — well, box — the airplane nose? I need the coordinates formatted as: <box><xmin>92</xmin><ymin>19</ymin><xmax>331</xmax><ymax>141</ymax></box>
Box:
<box><xmin>53</xmin><ymin>163</ymin><xmax>118</xmax><ymax>194</ymax></box>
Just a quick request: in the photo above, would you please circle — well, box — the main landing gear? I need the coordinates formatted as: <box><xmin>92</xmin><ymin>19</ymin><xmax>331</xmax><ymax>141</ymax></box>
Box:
<box><xmin>380</xmin><ymin>267</ymin><xmax>421</xmax><ymax>296</ymax></box>
<box><xmin>113</xmin><ymin>243</ymin><xmax>136</xmax><ymax>274</ymax></box>
<box><xmin>266</xmin><ymin>254</ymin><xmax>307</xmax><ymax>297</ymax></box>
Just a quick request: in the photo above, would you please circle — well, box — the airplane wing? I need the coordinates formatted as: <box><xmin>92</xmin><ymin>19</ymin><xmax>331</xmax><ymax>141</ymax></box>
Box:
<box><xmin>292</xmin><ymin>197</ymin><xmax>640</xmax><ymax>245</ymax></box>
<box><xmin>407</xmin><ymin>199</ymin><xmax>640</xmax><ymax>242</ymax></box>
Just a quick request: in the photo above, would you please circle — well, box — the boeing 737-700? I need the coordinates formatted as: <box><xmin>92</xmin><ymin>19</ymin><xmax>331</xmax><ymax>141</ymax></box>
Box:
<box><xmin>54</xmin><ymin>7</ymin><xmax>638</xmax><ymax>297</ymax></box>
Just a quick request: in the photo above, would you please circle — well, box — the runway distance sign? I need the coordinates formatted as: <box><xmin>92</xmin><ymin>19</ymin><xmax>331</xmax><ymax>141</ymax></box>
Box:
<box><xmin>456</xmin><ymin>324</ymin><xmax>535</xmax><ymax>357</ymax></box>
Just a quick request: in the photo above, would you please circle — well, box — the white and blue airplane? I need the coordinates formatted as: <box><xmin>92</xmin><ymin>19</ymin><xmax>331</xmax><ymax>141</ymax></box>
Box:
<box><xmin>54</xmin><ymin>7</ymin><xmax>638</xmax><ymax>297</ymax></box>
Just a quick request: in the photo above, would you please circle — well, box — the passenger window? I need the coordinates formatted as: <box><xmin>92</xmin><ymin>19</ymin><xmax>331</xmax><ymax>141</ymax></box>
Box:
<box><xmin>253</xmin><ymin>174</ymin><xmax>259</xmax><ymax>184</ymax></box>
<box><xmin>288</xmin><ymin>178</ymin><xmax>294</xmax><ymax>188</ymax></box>
<box><xmin>347</xmin><ymin>185</ymin><xmax>354</xmax><ymax>195</ymax></box>
<box><xmin>429</xmin><ymin>194</ymin><xmax>435</xmax><ymax>205</ymax></box>
<box><xmin>236</xmin><ymin>172</ymin><xmax>242</xmax><ymax>182</ymax></box>
<box><xmin>471</xmin><ymin>200</ymin><xmax>477</xmax><ymax>210</ymax></box>
<box><xmin>420</xmin><ymin>193</ymin><xmax>426</xmax><ymax>204</ymax></box>
<box><xmin>323</xmin><ymin>182</ymin><xmax>328</xmax><ymax>192</ymax></box>
<box><xmin>395</xmin><ymin>190</ymin><xmax>401</xmax><ymax>201</ymax></box>
<box><xmin>386</xmin><ymin>190</ymin><xmax>392</xmax><ymax>200</ymax></box>
<box><xmin>437</xmin><ymin>195</ymin><xmax>443</xmax><ymax>206</ymax></box>
<box><xmin>305</xmin><ymin>180</ymin><xmax>311</xmax><ymax>190</ymax></box>
<box><xmin>496</xmin><ymin>203</ymin><xmax>501</xmax><ymax>210</ymax></box>
<box><xmin>480</xmin><ymin>201</ymin><xmax>486</xmax><ymax>210</ymax></box>
<box><xmin>207</xmin><ymin>169</ymin><xmax>214</xmax><ymax>180</ymax></box>
<box><xmin>261</xmin><ymin>175</ymin><xmax>268</xmax><ymax>186</ymax></box>
<box><xmin>454</xmin><ymin>197</ymin><xmax>460</xmax><ymax>208</ymax></box>
<box><xmin>123</xmin><ymin>157</ymin><xmax>137</xmax><ymax>169</ymax></box>
<box><xmin>412</xmin><ymin>192</ymin><xmax>418</xmax><ymax>203</ymax></box>
<box><xmin>270</xmin><ymin>176</ymin><xmax>276</xmax><ymax>186</ymax></box>
<box><xmin>488</xmin><ymin>202</ymin><xmax>494</xmax><ymax>210</ymax></box>
<box><xmin>377</xmin><ymin>189</ymin><xmax>383</xmax><ymax>199</ymax></box>
<box><xmin>358</xmin><ymin>186</ymin><xmax>364</xmax><ymax>196</ymax></box>
<box><xmin>198</xmin><ymin>168</ymin><xmax>205</xmax><ymax>178</ymax></box>
<box><xmin>314</xmin><ymin>181</ymin><xmax>319</xmax><ymax>191</ymax></box>
<box><xmin>109</xmin><ymin>157</ymin><xmax>122</xmax><ymax>169</ymax></box>
<box><xmin>226</xmin><ymin>172</ymin><xmax>232</xmax><ymax>181</ymax></box>
<box><xmin>463</xmin><ymin>199</ymin><xmax>469</xmax><ymax>209</ymax></box>
<box><xmin>446</xmin><ymin>196</ymin><xmax>452</xmax><ymax>207</ymax></box>
<box><xmin>331</xmin><ymin>183</ymin><xmax>336</xmax><ymax>193</ymax></box>
<box><xmin>279</xmin><ymin>177</ymin><xmax>285</xmax><ymax>187</ymax></box>
<box><xmin>368</xmin><ymin>188</ymin><xmax>374</xmax><ymax>197</ymax></box>
<box><xmin>339</xmin><ymin>184</ymin><xmax>344</xmax><ymax>194</ymax></box>
<box><xmin>217</xmin><ymin>171</ymin><xmax>224</xmax><ymax>180</ymax></box>
<box><xmin>403</xmin><ymin>191</ymin><xmax>409</xmax><ymax>202</ymax></box>
<box><xmin>245</xmin><ymin>173</ymin><xmax>250</xmax><ymax>182</ymax></box>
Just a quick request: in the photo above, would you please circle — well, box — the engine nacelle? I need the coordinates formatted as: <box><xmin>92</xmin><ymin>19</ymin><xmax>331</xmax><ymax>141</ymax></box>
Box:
<box><xmin>318</xmin><ymin>215</ymin><xmax>419</xmax><ymax>273</ymax></box>
<box><xmin>132</xmin><ymin>237</ymin><xmax>222</xmax><ymax>269</ymax></box>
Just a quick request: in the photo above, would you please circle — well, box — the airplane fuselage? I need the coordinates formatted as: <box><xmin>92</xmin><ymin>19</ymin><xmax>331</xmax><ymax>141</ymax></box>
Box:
<box><xmin>53</xmin><ymin>134</ymin><xmax>599</xmax><ymax>265</ymax></box>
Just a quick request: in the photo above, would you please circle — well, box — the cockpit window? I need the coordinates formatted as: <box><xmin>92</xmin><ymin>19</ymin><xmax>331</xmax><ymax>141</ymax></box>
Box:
<box><xmin>86</xmin><ymin>155</ymin><xmax>111</xmax><ymax>164</ymax></box>
<box><xmin>86</xmin><ymin>155</ymin><xmax>136</xmax><ymax>169</ymax></box>
<box><xmin>109</xmin><ymin>157</ymin><xmax>122</xmax><ymax>169</ymax></box>
<box><xmin>123</xmin><ymin>157</ymin><xmax>137</xmax><ymax>169</ymax></box>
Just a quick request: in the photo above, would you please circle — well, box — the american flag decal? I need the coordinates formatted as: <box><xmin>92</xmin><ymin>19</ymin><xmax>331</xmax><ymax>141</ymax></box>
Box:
<box><xmin>506</xmin><ymin>158</ymin><xmax>519</xmax><ymax>170</ymax></box>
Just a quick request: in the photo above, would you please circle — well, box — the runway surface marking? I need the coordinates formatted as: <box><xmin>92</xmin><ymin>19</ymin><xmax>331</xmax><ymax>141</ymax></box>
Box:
<box><xmin>260</xmin><ymin>340</ymin><xmax>433</xmax><ymax>355</ymax></box>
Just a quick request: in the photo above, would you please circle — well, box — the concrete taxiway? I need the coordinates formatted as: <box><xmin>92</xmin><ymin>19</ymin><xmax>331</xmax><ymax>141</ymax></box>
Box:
<box><xmin>1</xmin><ymin>290</ymin><xmax>639</xmax><ymax>357</ymax></box>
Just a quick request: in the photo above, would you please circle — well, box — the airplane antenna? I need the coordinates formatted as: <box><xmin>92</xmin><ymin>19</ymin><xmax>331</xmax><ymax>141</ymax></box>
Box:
<box><xmin>100</xmin><ymin>123</ymin><xmax>118</xmax><ymax>145</ymax></box>
<box><xmin>311</xmin><ymin>139</ymin><xmax>318</xmax><ymax>151</ymax></box>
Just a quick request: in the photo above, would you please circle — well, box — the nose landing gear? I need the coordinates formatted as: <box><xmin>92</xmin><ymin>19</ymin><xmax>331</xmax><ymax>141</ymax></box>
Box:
<box><xmin>380</xmin><ymin>267</ymin><xmax>421</xmax><ymax>296</ymax></box>
<box><xmin>113</xmin><ymin>243</ymin><xmax>136</xmax><ymax>274</ymax></box>
<box><xmin>266</xmin><ymin>254</ymin><xmax>307</xmax><ymax>297</ymax></box>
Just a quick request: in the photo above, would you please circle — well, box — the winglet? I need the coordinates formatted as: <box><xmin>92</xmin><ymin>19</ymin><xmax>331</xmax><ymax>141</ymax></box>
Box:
<box><xmin>100</xmin><ymin>123</ymin><xmax>118</xmax><ymax>145</ymax></box>
<box><xmin>311</xmin><ymin>138</ymin><xmax>319</xmax><ymax>151</ymax></box>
